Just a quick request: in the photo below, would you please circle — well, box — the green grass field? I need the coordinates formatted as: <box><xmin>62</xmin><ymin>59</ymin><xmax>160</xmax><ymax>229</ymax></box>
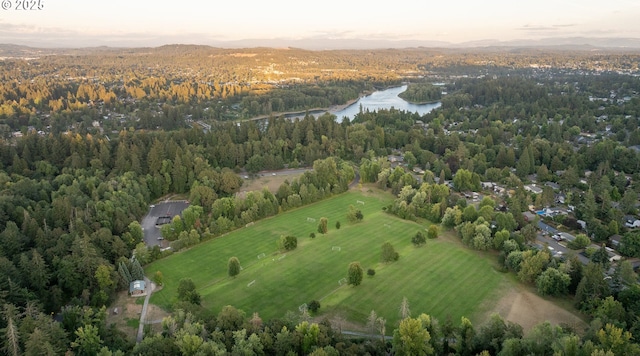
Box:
<box><xmin>146</xmin><ymin>189</ymin><xmax>509</xmax><ymax>330</ymax></box>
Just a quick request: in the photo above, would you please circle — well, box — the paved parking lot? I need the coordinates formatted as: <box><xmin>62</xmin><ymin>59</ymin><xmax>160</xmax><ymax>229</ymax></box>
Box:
<box><xmin>141</xmin><ymin>201</ymin><xmax>189</xmax><ymax>247</ymax></box>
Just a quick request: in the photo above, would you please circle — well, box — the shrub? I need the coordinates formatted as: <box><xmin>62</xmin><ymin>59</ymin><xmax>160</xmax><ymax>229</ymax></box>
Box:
<box><xmin>427</xmin><ymin>225</ymin><xmax>439</xmax><ymax>239</ymax></box>
<box><xmin>367</xmin><ymin>269</ymin><xmax>376</xmax><ymax>277</ymax></box>
<box><xmin>412</xmin><ymin>231</ymin><xmax>426</xmax><ymax>246</ymax></box>
<box><xmin>152</xmin><ymin>271</ymin><xmax>164</xmax><ymax>286</ymax></box>
<box><xmin>335</xmin><ymin>221</ymin><xmax>341</xmax><ymax>230</ymax></box>
<box><xmin>309</xmin><ymin>232</ymin><xmax>316</xmax><ymax>238</ymax></box>
<box><xmin>347</xmin><ymin>205</ymin><xmax>364</xmax><ymax>222</ymax></box>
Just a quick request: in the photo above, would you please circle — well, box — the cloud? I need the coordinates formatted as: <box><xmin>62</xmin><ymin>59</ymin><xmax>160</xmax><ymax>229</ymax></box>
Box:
<box><xmin>516</xmin><ymin>24</ymin><xmax>559</xmax><ymax>32</ymax></box>
<box><xmin>306</xmin><ymin>30</ymin><xmax>355</xmax><ymax>40</ymax></box>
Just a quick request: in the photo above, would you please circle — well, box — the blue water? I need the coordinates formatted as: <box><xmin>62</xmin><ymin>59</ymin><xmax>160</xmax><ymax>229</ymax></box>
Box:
<box><xmin>331</xmin><ymin>85</ymin><xmax>441</xmax><ymax>121</ymax></box>
<box><xmin>283</xmin><ymin>85</ymin><xmax>441</xmax><ymax>122</ymax></box>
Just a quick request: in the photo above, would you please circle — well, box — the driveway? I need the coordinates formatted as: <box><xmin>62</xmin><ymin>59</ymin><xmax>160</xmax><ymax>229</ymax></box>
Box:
<box><xmin>141</xmin><ymin>200</ymin><xmax>190</xmax><ymax>247</ymax></box>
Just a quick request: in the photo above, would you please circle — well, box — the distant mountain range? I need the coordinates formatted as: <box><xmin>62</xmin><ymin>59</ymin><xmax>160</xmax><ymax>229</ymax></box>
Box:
<box><xmin>204</xmin><ymin>37</ymin><xmax>640</xmax><ymax>50</ymax></box>
<box><xmin>1</xmin><ymin>36</ymin><xmax>640</xmax><ymax>56</ymax></box>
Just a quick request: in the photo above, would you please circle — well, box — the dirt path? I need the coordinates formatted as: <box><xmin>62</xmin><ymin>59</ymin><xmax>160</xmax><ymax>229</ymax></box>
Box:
<box><xmin>136</xmin><ymin>277</ymin><xmax>154</xmax><ymax>343</ymax></box>
<box><xmin>106</xmin><ymin>289</ymin><xmax>169</xmax><ymax>343</ymax></box>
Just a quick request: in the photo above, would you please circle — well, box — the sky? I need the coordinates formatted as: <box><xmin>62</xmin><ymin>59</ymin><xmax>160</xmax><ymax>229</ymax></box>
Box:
<box><xmin>1</xmin><ymin>0</ymin><xmax>639</xmax><ymax>48</ymax></box>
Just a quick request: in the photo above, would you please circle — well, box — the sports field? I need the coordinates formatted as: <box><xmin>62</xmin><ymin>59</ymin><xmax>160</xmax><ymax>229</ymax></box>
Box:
<box><xmin>146</xmin><ymin>189</ymin><xmax>509</xmax><ymax>329</ymax></box>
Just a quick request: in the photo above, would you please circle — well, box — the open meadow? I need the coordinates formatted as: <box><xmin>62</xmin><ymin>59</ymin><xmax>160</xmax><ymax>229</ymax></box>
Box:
<box><xmin>146</xmin><ymin>190</ymin><xmax>580</xmax><ymax>330</ymax></box>
<box><xmin>146</xmin><ymin>189</ymin><xmax>581</xmax><ymax>331</ymax></box>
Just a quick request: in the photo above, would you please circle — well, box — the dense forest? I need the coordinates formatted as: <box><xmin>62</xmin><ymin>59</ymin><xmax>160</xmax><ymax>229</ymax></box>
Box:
<box><xmin>1</xmin><ymin>45</ymin><xmax>639</xmax><ymax>134</ymax></box>
<box><xmin>1</xmin><ymin>45</ymin><xmax>640</xmax><ymax>354</ymax></box>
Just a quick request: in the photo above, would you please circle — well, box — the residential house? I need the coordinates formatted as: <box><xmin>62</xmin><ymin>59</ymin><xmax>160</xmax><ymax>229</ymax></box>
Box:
<box><xmin>387</xmin><ymin>155</ymin><xmax>404</xmax><ymax>163</ymax></box>
<box><xmin>524</xmin><ymin>184</ymin><xmax>543</xmax><ymax>194</ymax></box>
<box><xmin>412</xmin><ymin>167</ymin><xmax>425</xmax><ymax>175</ymax></box>
<box><xmin>624</xmin><ymin>215</ymin><xmax>640</xmax><ymax>229</ymax></box>
<box><xmin>481</xmin><ymin>182</ymin><xmax>495</xmax><ymax>190</ymax></box>
<box><xmin>545</xmin><ymin>182</ymin><xmax>561</xmax><ymax>191</ymax></box>
<box><xmin>577</xmin><ymin>220</ymin><xmax>587</xmax><ymax>230</ymax></box>
<box><xmin>540</xmin><ymin>207</ymin><xmax>569</xmax><ymax>218</ymax></box>
<box><xmin>606</xmin><ymin>247</ymin><xmax>622</xmax><ymax>263</ymax></box>
<box><xmin>609</xmin><ymin>234</ymin><xmax>623</xmax><ymax>248</ymax></box>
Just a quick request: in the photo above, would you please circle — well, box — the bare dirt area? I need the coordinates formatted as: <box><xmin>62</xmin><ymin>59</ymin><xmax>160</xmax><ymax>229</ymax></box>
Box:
<box><xmin>488</xmin><ymin>285</ymin><xmax>587</xmax><ymax>334</ymax></box>
<box><xmin>238</xmin><ymin>169</ymin><xmax>311</xmax><ymax>195</ymax></box>
<box><xmin>106</xmin><ymin>290</ymin><xmax>170</xmax><ymax>342</ymax></box>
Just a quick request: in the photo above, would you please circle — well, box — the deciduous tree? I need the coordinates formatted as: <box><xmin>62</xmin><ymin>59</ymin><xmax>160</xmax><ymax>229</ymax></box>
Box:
<box><xmin>381</xmin><ymin>242</ymin><xmax>399</xmax><ymax>262</ymax></box>
<box><xmin>318</xmin><ymin>217</ymin><xmax>328</xmax><ymax>234</ymax></box>
<box><xmin>392</xmin><ymin>315</ymin><xmax>434</xmax><ymax>356</ymax></box>
<box><xmin>347</xmin><ymin>262</ymin><xmax>363</xmax><ymax>286</ymax></box>
<box><xmin>177</xmin><ymin>278</ymin><xmax>201</xmax><ymax>305</ymax></box>
<box><xmin>536</xmin><ymin>267</ymin><xmax>570</xmax><ymax>296</ymax></box>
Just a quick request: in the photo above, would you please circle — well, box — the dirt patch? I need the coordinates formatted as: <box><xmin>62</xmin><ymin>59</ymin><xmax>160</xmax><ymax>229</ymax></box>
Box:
<box><xmin>488</xmin><ymin>285</ymin><xmax>587</xmax><ymax>334</ymax></box>
<box><xmin>106</xmin><ymin>291</ymin><xmax>170</xmax><ymax>342</ymax></box>
<box><xmin>239</xmin><ymin>169</ymin><xmax>310</xmax><ymax>195</ymax></box>
<box><xmin>313</xmin><ymin>310</ymin><xmax>368</xmax><ymax>334</ymax></box>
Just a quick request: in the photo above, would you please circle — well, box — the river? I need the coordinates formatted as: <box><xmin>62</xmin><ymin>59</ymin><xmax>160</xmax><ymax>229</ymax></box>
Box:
<box><xmin>282</xmin><ymin>85</ymin><xmax>441</xmax><ymax>122</ymax></box>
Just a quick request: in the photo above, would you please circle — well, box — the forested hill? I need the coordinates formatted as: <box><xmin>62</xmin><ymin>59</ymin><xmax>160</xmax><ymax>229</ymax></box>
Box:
<box><xmin>1</xmin><ymin>44</ymin><xmax>639</xmax><ymax>134</ymax></box>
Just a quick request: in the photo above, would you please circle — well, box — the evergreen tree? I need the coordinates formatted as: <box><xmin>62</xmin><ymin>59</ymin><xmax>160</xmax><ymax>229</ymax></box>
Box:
<box><xmin>130</xmin><ymin>258</ymin><xmax>144</xmax><ymax>281</ymax></box>
<box><xmin>228</xmin><ymin>257</ymin><xmax>241</xmax><ymax>278</ymax></box>
<box><xmin>117</xmin><ymin>261</ymin><xmax>132</xmax><ymax>285</ymax></box>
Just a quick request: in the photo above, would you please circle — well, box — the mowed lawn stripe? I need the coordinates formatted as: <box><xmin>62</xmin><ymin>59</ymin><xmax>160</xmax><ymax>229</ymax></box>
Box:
<box><xmin>147</xmin><ymin>191</ymin><xmax>393</xmax><ymax>307</ymax></box>
<box><xmin>146</xmin><ymin>190</ymin><xmax>508</xmax><ymax>330</ymax></box>
<box><xmin>326</xmin><ymin>236</ymin><xmax>503</xmax><ymax>327</ymax></box>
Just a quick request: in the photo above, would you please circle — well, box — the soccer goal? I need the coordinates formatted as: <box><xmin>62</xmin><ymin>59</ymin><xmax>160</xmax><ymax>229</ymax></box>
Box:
<box><xmin>245</xmin><ymin>222</ymin><xmax>255</xmax><ymax>228</ymax></box>
<box><xmin>278</xmin><ymin>254</ymin><xmax>287</xmax><ymax>261</ymax></box>
<box><xmin>306</xmin><ymin>217</ymin><xmax>316</xmax><ymax>222</ymax></box>
<box><xmin>331</xmin><ymin>246</ymin><xmax>341</xmax><ymax>251</ymax></box>
<box><xmin>338</xmin><ymin>278</ymin><xmax>348</xmax><ymax>286</ymax></box>
<box><xmin>357</xmin><ymin>200</ymin><xmax>365</xmax><ymax>205</ymax></box>
<box><xmin>298</xmin><ymin>303</ymin><xmax>308</xmax><ymax>312</ymax></box>
<box><xmin>247</xmin><ymin>280</ymin><xmax>256</xmax><ymax>287</ymax></box>
<box><xmin>257</xmin><ymin>253</ymin><xmax>266</xmax><ymax>259</ymax></box>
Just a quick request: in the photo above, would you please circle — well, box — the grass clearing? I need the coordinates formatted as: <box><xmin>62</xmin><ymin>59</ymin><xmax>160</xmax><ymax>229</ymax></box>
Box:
<box><xmin>147</xmin><ymin>190</ymin><xmax>514</xmax><ymax>330</ymax></box>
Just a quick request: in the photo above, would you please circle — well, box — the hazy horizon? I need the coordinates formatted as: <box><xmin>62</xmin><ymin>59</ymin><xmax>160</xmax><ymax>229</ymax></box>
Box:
<box><xmin>1</xmin><ymin>0</ymin><xmax>639</xmax><ymax>48</ymax></box>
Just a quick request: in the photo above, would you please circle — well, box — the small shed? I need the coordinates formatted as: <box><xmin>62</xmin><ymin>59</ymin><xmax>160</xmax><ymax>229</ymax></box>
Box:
<box><xmin>129</xmin><ymin>280</ymin><xmax>146</xmax><ymax>297</ymax></box>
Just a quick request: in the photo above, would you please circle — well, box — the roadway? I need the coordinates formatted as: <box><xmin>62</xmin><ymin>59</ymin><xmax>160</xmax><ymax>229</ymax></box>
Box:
<box><xmin>534</xmin><ymin>224</ymin><xmax>590</xmax><ymax>265</ymax></box>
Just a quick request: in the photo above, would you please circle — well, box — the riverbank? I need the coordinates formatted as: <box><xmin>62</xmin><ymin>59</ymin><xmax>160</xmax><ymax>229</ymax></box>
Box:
<box><xmin>238</xmin><ymin>96</ymin><xmax>362</xmax><ymax>122</ymax></box>
<box><xmin>233</xmin><ymin>85</ymin><xmax>441</xmax><ymax>123</ymax></box>
<box><xmin>398</xmin><ymin>98</ymin><xmax>441</xmax><ymax>105</ymax></box>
